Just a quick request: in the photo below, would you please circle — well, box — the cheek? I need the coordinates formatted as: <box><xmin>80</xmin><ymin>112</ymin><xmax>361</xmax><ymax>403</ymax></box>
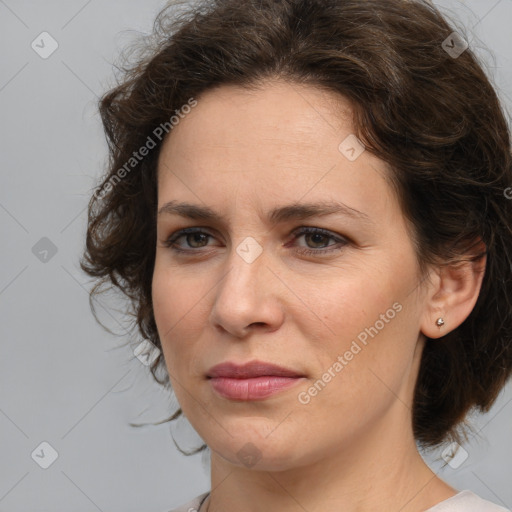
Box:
<box><xmin>292</xmin><ymin>269</ymin><xmax>415</xmax><ymax>403</ymax></box>
<box><xmin>292</xmin><ymin>269</ymin><xmax>392</xmax><ymax>348</ymax></box>
<box><xmin>151</xmin><ymin>264</ymin><xmax>207</xmax><ymax>371</ymax></box>
<box><xmin>152</xmin><ymin>269</ymin><xmax>210</xmax><ymax>414</ymax></box>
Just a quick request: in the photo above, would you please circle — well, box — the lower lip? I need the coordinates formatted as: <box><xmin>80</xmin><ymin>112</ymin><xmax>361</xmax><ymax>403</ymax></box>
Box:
<box><xmin>209</xmin><ymin>376</ymin><xmax>303</xmax><ymax>400</ymax></box>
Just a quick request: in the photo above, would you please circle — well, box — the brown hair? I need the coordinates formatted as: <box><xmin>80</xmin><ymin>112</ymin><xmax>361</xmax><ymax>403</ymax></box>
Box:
<box><xmin>81</xmin><ymin>0</ymin><xmax>512</xmax><ymax>450</ymax></box>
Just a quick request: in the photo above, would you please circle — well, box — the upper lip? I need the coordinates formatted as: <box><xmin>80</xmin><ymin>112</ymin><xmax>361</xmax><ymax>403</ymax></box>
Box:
<box><xmin>207</xmin><ymin>360</ymin><xmax>305</xmax><ymax>379</ymax></box>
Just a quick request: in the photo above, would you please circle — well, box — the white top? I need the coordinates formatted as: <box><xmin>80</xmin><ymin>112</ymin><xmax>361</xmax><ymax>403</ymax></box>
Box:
<box><xmin>167</xmin><ymin>490</ymin><xmax>510</xmax><ymax>512</ymax></box>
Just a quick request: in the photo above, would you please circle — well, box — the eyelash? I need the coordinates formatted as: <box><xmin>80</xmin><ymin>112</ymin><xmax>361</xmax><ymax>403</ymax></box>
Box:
<box><xmin>162</xmin><ymin>226</ymin><xmax>348</xmax><ymax>257</ymax></box>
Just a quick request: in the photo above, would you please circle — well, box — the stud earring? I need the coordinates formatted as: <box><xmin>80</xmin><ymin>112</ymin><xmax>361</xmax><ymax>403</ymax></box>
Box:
<box><xmin>436</xmin><ymin>317</ymin><xmax>445</xmax><ymax>327</ymax></box>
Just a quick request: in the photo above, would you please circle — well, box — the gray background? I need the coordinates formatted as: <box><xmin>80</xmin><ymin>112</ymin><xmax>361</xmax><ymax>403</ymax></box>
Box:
<box><xmin>0</xmin><ymin>1</ymin><xmax>511</xmax><ymax>511</ymax></box>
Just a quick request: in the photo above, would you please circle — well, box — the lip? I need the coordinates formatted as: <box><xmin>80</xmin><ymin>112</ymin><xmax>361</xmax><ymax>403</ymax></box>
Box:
<box><xmin>207</xmin><ymin>360</ymin><xmax>306</xmax><ymax>401</ymax></box>
<box><xmin>207</xmin><ymin>360</ymin><xmax>305</xmax><ymax>379</ymax></box>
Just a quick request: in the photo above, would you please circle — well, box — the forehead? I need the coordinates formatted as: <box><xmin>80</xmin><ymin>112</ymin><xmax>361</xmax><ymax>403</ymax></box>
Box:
<box><xmin>162</xmin><ymin>80</ymin><xmax>354</xmax><ymax>149</ymax></box>
<box><xmin>156</xmin><ymin>80</ymin><xmax>396</xmax><ymax>226</ymax></box>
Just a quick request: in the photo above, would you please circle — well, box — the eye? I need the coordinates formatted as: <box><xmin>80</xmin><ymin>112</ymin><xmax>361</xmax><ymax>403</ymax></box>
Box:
<box><xmin>161</xmin><ymin>226</ymin><xmax>348</xmax><ymax>257</ymax></box>
<box><xmin>162</xmin><ymin>227</ymin><xmax>216</xmax><ymax>252</ymax></box>
<box><xmin>290</xmin><ymin>226</ymin><xmax>348</xmax><ymax>256</ymax></box>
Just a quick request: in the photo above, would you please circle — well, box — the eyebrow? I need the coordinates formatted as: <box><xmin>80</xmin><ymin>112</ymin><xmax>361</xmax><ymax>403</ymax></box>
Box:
<box><xmin>157</xmin><ymin>200</ymin><xmax>373</xmax><ymax>225</ymax></box>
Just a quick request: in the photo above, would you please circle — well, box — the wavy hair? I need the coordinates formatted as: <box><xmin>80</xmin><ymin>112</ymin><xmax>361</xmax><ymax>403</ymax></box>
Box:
<box><xmin>81</xmin><ymin>0</ymin><xmax>512</xmax><ymax>451</ymax></box>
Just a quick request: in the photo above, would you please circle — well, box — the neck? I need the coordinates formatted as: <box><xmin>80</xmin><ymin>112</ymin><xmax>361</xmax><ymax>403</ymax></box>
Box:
<box><xmin>204</xmin><ymin>406</ymin><xmax>457</xmax><ymax>512</ymax></box>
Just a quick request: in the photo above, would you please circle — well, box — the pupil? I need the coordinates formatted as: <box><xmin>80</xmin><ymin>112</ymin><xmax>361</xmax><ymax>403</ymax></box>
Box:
<box><xmin>308</xmin><ymin>233</ymin><xmax>326</xmax><ymax>247</ymax></box>
<box><xmin>189</xmin><ymin>233</ymin><xmax>207</xmax><ymax>247</ymax></box>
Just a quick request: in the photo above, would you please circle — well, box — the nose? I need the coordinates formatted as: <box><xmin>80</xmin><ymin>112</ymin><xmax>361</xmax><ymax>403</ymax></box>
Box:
<box><xmin>208</xmin><ymin>244</ymin><xmax>285</xmax><ymax>338</ymax></box>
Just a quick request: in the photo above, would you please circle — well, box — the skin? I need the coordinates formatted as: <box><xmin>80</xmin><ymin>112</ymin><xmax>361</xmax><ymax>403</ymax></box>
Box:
<box><xmin>152</xmin><ymin>80</ymin><xmax>486</xmax><ymax>512</ymax></box>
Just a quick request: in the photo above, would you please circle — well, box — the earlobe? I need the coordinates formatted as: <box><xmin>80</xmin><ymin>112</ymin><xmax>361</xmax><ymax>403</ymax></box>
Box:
<box><xmin>420</xmin><ymin>244</ymin><xmax>486</xmax><ymax>340</ymax></box>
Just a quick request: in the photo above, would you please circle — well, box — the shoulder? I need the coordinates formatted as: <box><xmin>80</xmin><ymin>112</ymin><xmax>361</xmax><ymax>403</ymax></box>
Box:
<box><xmin>425</xmin><ymin>490</ymin><xmax>510</xmax><ymax>512</ymax></box>
<box><xmin>166</xmin><ymin>491</ymin><xmax>209</xmax><ymax>512</ymax></box>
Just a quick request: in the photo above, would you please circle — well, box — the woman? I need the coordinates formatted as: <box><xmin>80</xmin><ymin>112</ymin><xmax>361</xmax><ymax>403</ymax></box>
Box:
<box><xmin>81</xmin><ymin>0</ymin><xmax>512</xmax><ymax>510</ymax></box>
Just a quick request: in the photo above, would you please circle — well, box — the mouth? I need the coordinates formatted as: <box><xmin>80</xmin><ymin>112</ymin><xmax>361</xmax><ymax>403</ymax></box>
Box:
<box><xmin>206</xmin><ymin>360</ymin><xmax>306</xmax><ymax>401</ymax></box>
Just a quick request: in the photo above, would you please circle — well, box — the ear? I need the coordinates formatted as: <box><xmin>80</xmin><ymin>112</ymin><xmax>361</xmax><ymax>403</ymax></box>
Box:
<box><xmin>420</xmin><ymin>240</ymin><xmax>487</xmax><ymax>339</ymax></box>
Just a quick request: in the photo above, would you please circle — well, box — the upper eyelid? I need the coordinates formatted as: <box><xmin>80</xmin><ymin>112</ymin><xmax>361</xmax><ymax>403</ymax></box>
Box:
<box><xmin>165</xmin><ymin>225</ymin><xmax>342</xmax><ymax>237</ymax></box>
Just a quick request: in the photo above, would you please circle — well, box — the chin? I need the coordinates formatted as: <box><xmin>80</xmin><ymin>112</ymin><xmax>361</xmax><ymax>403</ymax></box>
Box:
<box><xmin>207</xmin><ymin>426</ymin><xmax>310</xmax><ymax>472</ymax></box>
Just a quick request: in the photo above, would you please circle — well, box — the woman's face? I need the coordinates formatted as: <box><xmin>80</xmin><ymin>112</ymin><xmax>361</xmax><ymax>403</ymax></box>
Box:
<box><xmin>152</xmin><ymin>80</ymin><xmax>431</xmax><ymax>470</ymax></box>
